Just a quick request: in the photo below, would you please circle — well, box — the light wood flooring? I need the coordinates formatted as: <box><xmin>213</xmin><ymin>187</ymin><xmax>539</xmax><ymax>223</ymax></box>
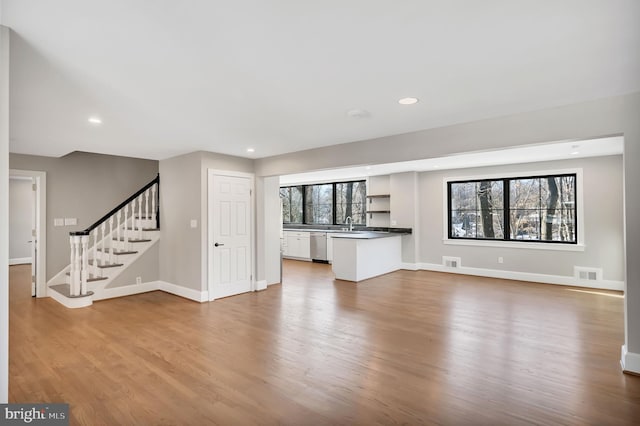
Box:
<box><xmin>9</xmin><ymin>261</ymin><xmax>640</xmax><ymax>425</ymax></box>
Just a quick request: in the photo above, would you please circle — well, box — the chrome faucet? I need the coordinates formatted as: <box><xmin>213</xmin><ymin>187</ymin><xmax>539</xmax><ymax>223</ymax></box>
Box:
<box><xmin>345</xmin><ymin>216</ymin><xmax>353</xmax><ymax>232</ymax></box>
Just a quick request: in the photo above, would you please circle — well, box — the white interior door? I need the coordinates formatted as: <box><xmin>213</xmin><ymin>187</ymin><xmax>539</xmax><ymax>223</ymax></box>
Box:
<box><xmin>209</xmin><ymin>173</ymin><xmax>252</xmax><ymax>299</ymax></box>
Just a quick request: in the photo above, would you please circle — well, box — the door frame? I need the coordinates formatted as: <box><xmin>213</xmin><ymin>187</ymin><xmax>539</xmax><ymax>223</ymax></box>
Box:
<box><xmin>207</xmin><ymin>169</ymin><xmax>255</xmax><ymax>301</ymax></box>
<box><xmin>9</xmin><ymin>169</ymin><xmax>47</xmax><ymax>298</ymax></box>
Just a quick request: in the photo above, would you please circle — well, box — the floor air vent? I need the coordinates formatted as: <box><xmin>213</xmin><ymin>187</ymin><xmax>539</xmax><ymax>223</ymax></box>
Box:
<box><xmin>574</xmin><ymin>267</ymin><xmax>602</xmax><ymax>282</ymax></box>
<box><xmin>443</xmin><ymin>256</ymin><xmax>462</xmax><ymax>268</ymax></box>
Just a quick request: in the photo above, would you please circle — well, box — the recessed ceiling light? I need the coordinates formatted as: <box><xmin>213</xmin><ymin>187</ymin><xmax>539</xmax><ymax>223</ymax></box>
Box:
<box><xmin>88</xmin><ymin>116</ymin><xmax>102</xmax><ymax>125</ymax></box>
<box><xmin>365</xmin><ymin>166</ymin><xmax>371</xmax><ymax>170</ymax></box>
<box><xmin>246</xmin><ymin>148</ymin><xmax>255</xmax><ymax>153</ymax></box>
<box><xmin>398</xmin><ymin>97</ymin><xmax>419</xmax><ymax>105</ymax></box>
<box><xmin>570</xmin><ymin>151</ymin><xmax>580</xmax><ymax>155</ymax></box>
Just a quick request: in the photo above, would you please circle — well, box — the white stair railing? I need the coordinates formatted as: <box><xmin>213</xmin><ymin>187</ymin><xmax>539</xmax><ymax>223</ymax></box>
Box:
<box><xmin>65</xmin><ymin>176</ymin><xmax>159</xmax><ymax>297</ymax></box>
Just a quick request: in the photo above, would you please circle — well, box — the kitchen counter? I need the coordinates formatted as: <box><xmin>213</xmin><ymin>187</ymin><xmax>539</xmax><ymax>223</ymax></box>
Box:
<box><xmin>331</xmin><ymin>233</ymin><xmax>403</xmax><ymax>282</ymax></box>
<box><xmin>331</xmin><ymin>231</ymin><xmax>405</xmax><ymax>239</ymax></box>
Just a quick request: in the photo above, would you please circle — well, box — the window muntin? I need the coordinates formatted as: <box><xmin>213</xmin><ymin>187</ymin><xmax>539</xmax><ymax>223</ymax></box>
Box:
<box><xmin>448</xmin><ymin>174</ymin><xmax>576</xmax><ymax>244</ymax></box>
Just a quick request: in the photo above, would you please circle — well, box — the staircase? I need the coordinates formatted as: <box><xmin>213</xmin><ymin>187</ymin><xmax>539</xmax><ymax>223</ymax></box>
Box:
<box><xmin>48</xmin><ymin>175</ymin><xmax>160</xmax><ymax>308</ymax></box>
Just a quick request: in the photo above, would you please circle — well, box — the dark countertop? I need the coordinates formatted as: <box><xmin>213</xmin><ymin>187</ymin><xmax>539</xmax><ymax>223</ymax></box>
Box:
<box><xmin>330</xmin><ymin>231</ymin><xmax>407</xmax><ymax>240</ymax></box>
<box><xmin>283</xmin><ymin>226</ymin><xmax>412</xmax><ymax>234</ymax></box>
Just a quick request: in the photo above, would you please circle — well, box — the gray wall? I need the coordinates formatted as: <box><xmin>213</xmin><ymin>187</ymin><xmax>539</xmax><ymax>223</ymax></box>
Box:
<box><xmin>159</xmin><ymin>151</ymin><xmax>202</xmax><ymax>290</ymax></box>
<box><xmin>418</xmin><ymin>155</ymin><xmax>624</xmax><ymax>281</ymax></box>
<box><xmin>9</xmin><ymin>178</ymin><xmax>32</xmax><ymax>261</ymax></box>
<box><xmin>255</xmin><ymin>92</ymin><xmax>640</xmax><ymax>363</ymax></box>
<box><xmin>9</xmin><ymin>151</ymin><xmax>158</xmax><ymax>280</ymax></box>
<box><xmin>106</xmin><ymin>243</ymin><xmax>159</xmax><ymax>288</ymax></box>
<box><xmin>159</xmin><ymin>151</ymin><xmax>254</xmax><ymax>292</ymax></box>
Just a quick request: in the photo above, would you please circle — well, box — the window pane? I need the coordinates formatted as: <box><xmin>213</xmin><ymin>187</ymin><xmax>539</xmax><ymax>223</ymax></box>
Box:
<box><xmin>280</xmin><ymin>186</ymin><xmax>303</xmax><ymax>224</ymax></box>
<box><xmin>450</xmin><ymin>182</ymin><xmax>476</xmax><ymax>211</ymax></box>
<box><xmin>305</xmin><ymin>184</ymin><xmax>333</xmax><ymax>224</ymax></box>
<box><xmin>510</xmin><ymin>209</ymin><xmax>540</xmax><ymax>240</ymax></box>
<box><xmin>451</xmin><ymin>211</ymin><xmax>476</xmax><ymax>238</ymax></box>
<box><xmin>508</xmin><ymin>175</ymin><xmax>576</xmax><ymax>243</ymax></box>
<box><xmin>510</xmin><ymin>178</ymin><xmax>540</xmax><ymax>209</ymax></box>
<box><xmin>450</xmin><ymin>180</ymin><xmax>502</xmax><ymax>239</ymax></box>
<box><xmin>336</xmin><ymin>181</ymin><xmax>367</xmax><ymax>225</ymax></box>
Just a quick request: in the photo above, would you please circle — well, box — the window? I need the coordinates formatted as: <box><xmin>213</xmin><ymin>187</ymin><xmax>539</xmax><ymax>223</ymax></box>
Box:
<box><xmin>280</xmin><ymin>180</ymin><xmax>366</xmax><ymax>226</ymax></box>
<box><xmin>336</xmin><ymin>181</ymin><xmax>367</xmax><ymax>225</ymax></box>
<box><xmin>305</xmin><ymin>184</ymin><xmax>333</xmax><ymax>224</ymax></box>
<box><xmin>448</xmin><ymin>173</ymin><xmax>577</xmax><ymax>244</ymax></box>
<box><xmin>280</xmin><ymin>186</ymin><xmax>303</xmax><ymax>224</ymax></box>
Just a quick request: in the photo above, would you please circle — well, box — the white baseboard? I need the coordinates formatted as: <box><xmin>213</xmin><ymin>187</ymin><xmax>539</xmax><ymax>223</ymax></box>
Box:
<box><xmin>79</xmin><ymin>280</ymin><xmax>209</xmax><ymax>303</ymax></box>
<box><xmin>158</xmin><ymin>280</ymin><xmax>209</xmax><ymax>302</ymax></box>
<box><xmin>9</xmin><ymin>257</ymin><xmax>31</xmax><ymax>265</ymax></box>
<box><xmin>256</xmin><ymin>280</ymin><xmax>268</xmax><ymax>291</ymax></box>
<box><xmin>48</xmin><ymin>287</ymin><xmax>93</xmax><ymax>309</ymax></box>
<box><xmin>94</xmin><ymin>281</ymin><xmax>159</xmax><ymax>301</ymax></box>
<box><xmin>414</xmin><ymin>263</ymin><xmax>624</xmax><ymax>291</ymax></box>
<box><xmin>401</xmin><ymin>263</ymin><xmax>420</xmax><ymax>271</ymax></box>
<box><xmin>621</xmin><ymin>345</ymin><xmax>640</xmax><ymax>374</ymax></box>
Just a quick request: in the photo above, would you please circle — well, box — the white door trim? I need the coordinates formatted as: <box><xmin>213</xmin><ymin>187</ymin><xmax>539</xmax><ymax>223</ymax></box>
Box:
<box><xmin>9</xmin><ymin>169</ymin><xmax>47</xmax><ymax>298</ymax></box>
<box><xmin>207</xmin><ymin>169</ymin><xmax>255</xmax><ymax>301</ymax></box>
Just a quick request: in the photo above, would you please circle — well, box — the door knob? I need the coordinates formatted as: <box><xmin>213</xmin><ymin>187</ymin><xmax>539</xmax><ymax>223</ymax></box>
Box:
<box><xmin>214</xmin><ymin>242</ymin><xmax>224</xmax><ymax>247</ymax></box>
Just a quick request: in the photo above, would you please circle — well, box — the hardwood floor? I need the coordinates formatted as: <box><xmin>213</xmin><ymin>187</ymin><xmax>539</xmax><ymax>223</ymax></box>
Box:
<box><xmin>9</xmin><ymin>261</ymin><xmax>640</xmax><ymax>425</ymax></box>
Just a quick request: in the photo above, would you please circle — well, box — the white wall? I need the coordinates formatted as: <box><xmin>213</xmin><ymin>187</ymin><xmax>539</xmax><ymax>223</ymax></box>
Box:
<box><xmin>418</xmin><ymin>155</ymin><xmax>624</xmax><ymax>284</ymax></box>
<box><xmin>1</xmin><ymin>24</ymin><xmax>10</xmax><ymax>404</ymax></box>
<box><xmin>9</xmin><ymin>178</ymin><xmax>32</xmax><ymax>262</ymax></box>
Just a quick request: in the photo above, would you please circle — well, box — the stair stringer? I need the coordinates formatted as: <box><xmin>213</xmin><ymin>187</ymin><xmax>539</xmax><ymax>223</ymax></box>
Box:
<box><xmin>89</xmin><ymin>236</ymin><xmax>160</xmax><ymax>300</ymax></box>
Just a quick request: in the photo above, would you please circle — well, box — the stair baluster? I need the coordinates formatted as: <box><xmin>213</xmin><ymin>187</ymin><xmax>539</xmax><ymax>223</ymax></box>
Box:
<box><xmin>151</xmin><ymin>184</ymin><xmax>157</xmax><ymax>229</ymax></box>
<box><xmin>138</xmin><ymin>194</ymin><xmax>143</xmax><ymax>240</ymax></box>
<box><xmin>144</xmin><ymin>188</ymin><xmax>149</xmax><ymax>229</ymax></box>
<box><xmin>109</xmin><ymin>216</ymin><xmax>114</xmax><ymax>264</ymax></box>
<box><xmin>100</xmin><ymin>222</ymin><xmax>106</xmax><ymax>270</ymax></box>
<box><xmin>124</xmin><ymin>203</ymin><xmax>130</xmax><ymax>252</ymax></box>
<box><xmin>116</xmin><ymin>209</ymin><xmax>121</xmax><ymax>255</ymax></box>
<box><xmin>92</xmin><ymin>229</ymin><xmax>98</xmax><ymax>276</ymax></box>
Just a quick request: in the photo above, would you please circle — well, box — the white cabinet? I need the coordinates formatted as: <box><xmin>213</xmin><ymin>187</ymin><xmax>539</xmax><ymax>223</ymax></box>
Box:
<box><xmin>283</xmin><ymin>231</ymin><xmax>310</xmax><ymax>259</ymax></box>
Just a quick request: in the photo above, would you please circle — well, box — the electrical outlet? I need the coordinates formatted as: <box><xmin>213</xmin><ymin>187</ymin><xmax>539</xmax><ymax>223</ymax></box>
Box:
<box><xmin>498</xmin><ymin>257</ymin><xmax>504</xmax><ymax>264</ymax></box>
<box><xmin>391</xmin><ymin>220</ymin><xmax>397</xmax><ymax>226</ymax></box>
<box><xmin>136</xmin><ymin>276</ymin><xmax>142</xmax><ymax>284</ymax></box>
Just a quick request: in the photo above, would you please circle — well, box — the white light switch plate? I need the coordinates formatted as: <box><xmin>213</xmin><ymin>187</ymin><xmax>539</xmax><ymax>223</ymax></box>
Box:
<box><xmin>190</xmin><ymin>219</ymin><xmax>198</xmax><ymax>228</ymax></box>
<box><xmin>64</xmin><ymin>218</ymin><xmax>77</xmax><ymax>226</ymax></box>
<box><xmin>54</xmin><ymin>218</ymin><xmax>64</xmax><ymax>227</ymax></box>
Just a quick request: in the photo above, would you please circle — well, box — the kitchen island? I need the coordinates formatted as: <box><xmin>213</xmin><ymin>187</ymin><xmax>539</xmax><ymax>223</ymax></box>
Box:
<box><xmin>331</xmin><ymin>232</ymin><xmax>403</xmax><ymax>282</ymax></box>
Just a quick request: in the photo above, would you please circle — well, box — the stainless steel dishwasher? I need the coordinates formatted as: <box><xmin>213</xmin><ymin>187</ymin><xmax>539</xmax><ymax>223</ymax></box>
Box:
<box><xmin>310</xmin><ymin>232</ymin><xmax>328</xmax><ymax>262</ymax></box>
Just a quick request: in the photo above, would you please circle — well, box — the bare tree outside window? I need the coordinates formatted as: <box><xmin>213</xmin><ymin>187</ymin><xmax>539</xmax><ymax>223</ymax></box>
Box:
<box><xmin>304</xmin><ymin>184</ymin><xmax>333</xmax><ymax>224</ymax></box>
<box><xmin>336</xmin><ymin>181</ymin><xmax>366</xmax><ymax>224</ymax></box>
<box><xmin>279</xmin><ymin>186</ymin><xmax>303</xmax><ymax>223</ymax></box>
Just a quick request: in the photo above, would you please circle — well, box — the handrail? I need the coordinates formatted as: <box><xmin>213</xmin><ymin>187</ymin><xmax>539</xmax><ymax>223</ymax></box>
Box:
<box><xmin>70</xmin><ymin>174</ymin><xmax>159</xmax><ymax>236</ymax></box>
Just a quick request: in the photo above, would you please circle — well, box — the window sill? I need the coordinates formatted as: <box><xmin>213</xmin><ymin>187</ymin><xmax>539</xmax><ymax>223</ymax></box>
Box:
<box><xmin>443</xmin><ymin>239</ymin><xmax>585</xmax><ymax>252</ymax></box>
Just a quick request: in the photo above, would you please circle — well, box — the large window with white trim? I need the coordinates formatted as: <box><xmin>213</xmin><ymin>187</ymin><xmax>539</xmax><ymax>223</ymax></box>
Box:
<box><xmin>448</xmin><ymin>173</ymin><xmax>577</xmax><ymax>244</ymax></box>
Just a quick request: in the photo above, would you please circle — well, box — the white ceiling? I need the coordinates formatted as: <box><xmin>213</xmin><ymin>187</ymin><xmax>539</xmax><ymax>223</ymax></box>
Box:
<box><xmin>2</xmin><ymin>1</ymin><xmax>639</xmax><ymax>160</ymax></box>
